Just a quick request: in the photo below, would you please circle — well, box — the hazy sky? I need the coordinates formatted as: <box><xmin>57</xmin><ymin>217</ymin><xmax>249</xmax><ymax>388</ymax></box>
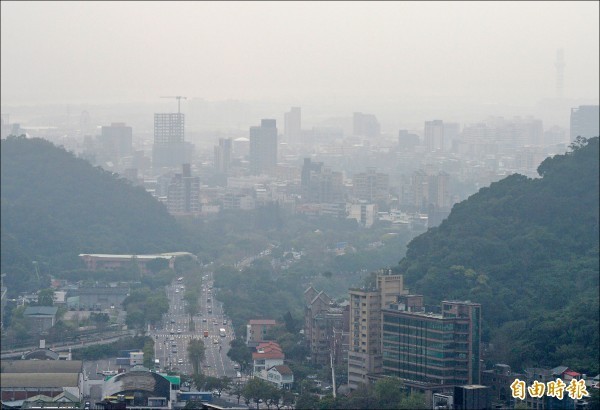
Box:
<box><xmin>1</xmin><ymin>1</ymin><xmax>599</xmax><ymax>108</ymax></box>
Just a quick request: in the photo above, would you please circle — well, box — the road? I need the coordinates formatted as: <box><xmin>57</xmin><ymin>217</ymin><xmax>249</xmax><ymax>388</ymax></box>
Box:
<box><xmin>0</xmin><ymin>330</ymin><xmax>133</xmax><ymax>359</ymax></box>
<box><xmin>149</xmin><ymin>272</ymin><xmax>239</xmax><ymax>379</ymax></box>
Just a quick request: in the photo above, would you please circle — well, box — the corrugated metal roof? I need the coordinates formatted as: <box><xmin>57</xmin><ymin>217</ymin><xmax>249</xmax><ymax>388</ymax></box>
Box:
<box><xmin>2</xmin><ymin>360</ymin><xmax>82</xmax><ymax>373</ymax></box>
<box><xmin>0</xmin><ymin>373</ymin><xmax>79</xmax><ymax>388</ymax></box>
<box><xmin>23</xmin><ymin>306</ymin><xmax>58</xmax><ymax>316</ymax></box>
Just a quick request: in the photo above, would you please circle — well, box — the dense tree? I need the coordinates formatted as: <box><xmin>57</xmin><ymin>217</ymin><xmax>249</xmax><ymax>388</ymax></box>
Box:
<box><xmin>146</xmin><ymin>257</ymin><xmax>170</xmax><ymax>274</ymax></box>
<box><xmin>36</xmin><ymin>288</ymin><xmax>55</xmax><ymax>306</ymax></box>
<box><xmin>227</xmin><ymin>338</ymin><xmax>252</xmax><ymax>372</ymax></box>
<box><xmin>395</xmin><ymin>137</ymin><xmax>599</xmax><ymax>373</ymax></box>
<box><xmin>142</xmin><ymin>339</ymin><xmax>155</xmax><ymax>368</ymax></box>
<box><xmin>242</xmin><ymin>378</ymin><xmax>273</xmax><ymax>409</ymax></box>
<box><xmin>187</xmin><ymin>338</ymin><xmax>206</xmax><ymax>375</ymax></box>
<box><xmin>0</xmin><ymin>136</ymin><xmax>191</xmax><ymax>295</ymax></box>
<box><xmin>228</xmin><ymin>380</ymin><xmax>244</xmax><ymax>404</ymax></box>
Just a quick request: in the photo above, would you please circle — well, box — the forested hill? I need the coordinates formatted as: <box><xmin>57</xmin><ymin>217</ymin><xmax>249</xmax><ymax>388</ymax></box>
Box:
<box><xmin>1</xmin><ymin>136</ymin><xmax>191</xmax><ymax>293</ymax></box>
<box><xmin>395</xmin><ymin>137</ymin><xmax>599</xmax><ymax>373</ymax></box>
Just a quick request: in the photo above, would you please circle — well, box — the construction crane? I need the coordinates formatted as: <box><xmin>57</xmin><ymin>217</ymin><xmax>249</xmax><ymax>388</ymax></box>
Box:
<box><xmin>160</xmin><ymin>96</ymin><xmax>187</xmax><ymax>114</ymax></box>
<box><xmin>32</xmin><ymin>261</ymin><xmax>41</xmax><ymax>283</ymax></box>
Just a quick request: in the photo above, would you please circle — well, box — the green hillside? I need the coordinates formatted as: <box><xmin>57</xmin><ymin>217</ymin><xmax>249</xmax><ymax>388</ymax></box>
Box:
<box><xmin>395</xmin><ymin>137</ymin><xmax>599</xmax><ymax>373</ymax></box>
<box><xmin>1</xmin><ymin>136</ymin><xmax>191</xmax><ymax>293</ymax></box>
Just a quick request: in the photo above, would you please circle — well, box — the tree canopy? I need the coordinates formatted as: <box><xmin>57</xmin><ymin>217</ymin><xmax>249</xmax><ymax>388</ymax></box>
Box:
<box><xmin>395</xmin><ymin>137</ymin><xmax>599</xmax><ymax>373</ymax></box>
<box><xmin>0</xmin><ymin>136</ymin><xmax>192</xmax><ymax>294</ymax></box>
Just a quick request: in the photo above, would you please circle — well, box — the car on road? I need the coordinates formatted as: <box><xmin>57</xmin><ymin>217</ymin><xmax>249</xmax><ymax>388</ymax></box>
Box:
<box><xmin>178</xmin><ymin>359</ymin><xmax>184</xmax><ymax>364</ymax></box>
<box><xmin>202</xmin><ymin>318</ymin><xmax>207</xmax><ymax>322</ymax></box>
<box><xmin>177</xmin><ymin>329</ymin><xmax>182</xmax><ymax>333</ymax></box>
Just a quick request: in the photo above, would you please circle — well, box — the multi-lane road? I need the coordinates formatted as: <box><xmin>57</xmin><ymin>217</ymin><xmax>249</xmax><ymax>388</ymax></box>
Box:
<box><xmin>150</xmin><ymin>272</ymin><xmax>239</xmax><ymax>379</ymax></box>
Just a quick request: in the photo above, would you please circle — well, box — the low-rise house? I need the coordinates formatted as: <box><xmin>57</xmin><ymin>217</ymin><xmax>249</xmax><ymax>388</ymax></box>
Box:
<box><xmin>256</xmin><ymin>365</ymin><xmax>294</xmax><ymax>390</ymax></box>
<box><xmin>246</xmin><ymin>319</ymin><xmax>277</xmax><ymax>348</ymax></box>
<box><xmin>70</xmin><ymin>285</ymin><xmax>129</xmax><ymax>310</ymax></box>
<box><xmin>20</xmin><ymin>391</ymin><xmax>80</xmax><ymax>409</ymax></box>
<box><xmin>252</xmin><ymin>342</ymin><xmax>284</xmax><ymax>375</ymax></box>
<box><xmin>23</xmin><ymin>306</ymin><xmax>58</xmax><ymax>333</ymax></box>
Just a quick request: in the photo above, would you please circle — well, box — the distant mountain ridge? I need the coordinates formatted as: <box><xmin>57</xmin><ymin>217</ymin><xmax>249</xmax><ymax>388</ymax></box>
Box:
<box><xmin>1</xmin><ymin>136</ymin><xmax>191</xmax><ymax>293</ymax></box>
<box><xmin>395</xmin><ymin>137</ymin><xmax>599</xmax><ymax>373</ymax></box>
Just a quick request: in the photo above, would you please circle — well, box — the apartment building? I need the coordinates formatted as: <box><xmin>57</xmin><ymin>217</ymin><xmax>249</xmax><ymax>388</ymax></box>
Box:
<box><xmin>381</xmin><ymin>297</ymin><xmax>482</xmax><ymax>390</ymax></box>
<box><xmin>348</xmin><ymin>272</ymin><xmax>408</xmax><ymax>390</ymax></box>
<box><xmin>303</xmin><ymin>287</ymin><xmax>349</xmax><ymax>366</ymax></box>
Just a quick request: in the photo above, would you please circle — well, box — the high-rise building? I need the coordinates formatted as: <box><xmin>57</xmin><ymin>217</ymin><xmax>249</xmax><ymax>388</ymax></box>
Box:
<box><xmin>570</xmin><ymin>105</ymin><xmax>600</xmax><ymax>142</ymax></box>
<box><xmin>153</xmin><ymin>113</ymin><xmax>186</xmax><ymax>168</ymax></box>
<box><xmin>381</xmin><ymin>299</ymin><xmax>482</xmax><ymax>389</ymax></box>
<box><xmin>398</xmin><ymin>130</ymin><xmax>421</xmax><ymax>152</ymax></box>
<box><xmin>99</xmin><ymin>122</ymin><xmax>133</xmax><ymax>162</ymax></box>
<box><xmin>303</xmin><ymin>286</ymin><xmax>349</xmax><ymax>366</ymax></box>
<box><xmin>301</xmin><ymin>158</ymin><xmax>323</xmax><ymax>189</ymax></box>
<box><xmin>249</xmin><ymin>119</ymin><xmax>278</xmax><ymax>175</ymax></box>
<box><xmin>214</xmin><ymin>138</ymin><xmax>232</xmax><ymax>174</ymax></box>
<box><xmin>424</xmin><ymin>120</ymin><xmax>444</xmax><ymax>152</ymax></box>
<box><xmin>352</xmin><ymin>168</ymin><xmax>390</xmax><ymax>202</ymax></box>
<box><xmin>411</xmin><ymin>170</ymin><xmax>450</xmax><ymax>212</ymax></box>
<box><xmin>353</xmin><ymin>112</ymin><xmax>381</xmax><ymax>138</ymax></box>
<box><xmin>284</xmin><ymin>107</ymin><xmax>301</xmax><ymax>141</ymax></box>
<box><xmin>166</xmin><ymin>163</ymin><xmax>200</xmax><ymax>215</ymax></box>
<box><xmin>348</xmin><ymin>272</ymin><xmax>408</xmax><ymax>390</ymax></box>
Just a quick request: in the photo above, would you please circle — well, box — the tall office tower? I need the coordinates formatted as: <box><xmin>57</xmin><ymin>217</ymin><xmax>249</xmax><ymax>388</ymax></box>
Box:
<box><xmin>249</xmin><ymin>119</ymin><xmax>278</xmax><ymax>175</ymax></box>
<box><xmin>353</xmin><ymin>112</ymin><xmax>381</xmax><ymax>138</ymax></box>
<box><xmin>443</xmin><ymin>122</ymin><xmax>460</xmax><ymax>152</ymax></box>
<box><xmin>214</xmin><ymin>138</ymin><xmax>232</xmax><ymax>173</ymax></box>
<box><xmin>381</xmin><ymin>299</ymin><xmax>482</xmax><ymax>390</ymax></box>
<box><xmin>398</xmin><ymin>130</ymin><xmax>421</xmax><ymax>151</ymax></box>
<box><xmin>424</xmin><ymin>120</ymin><xmax>444</xmax><ymax>152</ymax></box>
<box><xmin>352</xmin><ymin>168</ymin><xmax>390</xmax><ymax>202</ymax></box>
<box><xmin>348</xmin><ymin>272</ymin><xmax>408</xmax><ymax>390</ymax></box>
<box><xmin>153</xmin><ymin>113</ymin><xmax>185</xmax><ymax>168</ymax></box>
<box><xmin>166</xmin><ymin>163</ymin><xmax>200</xmax><ymax>215</ymax></box>
<box><xmin>428</xmin><ymin>171</ymin><xmax>450</xmax><ymax>209</ymax></box>
<box><xmin>411</xmin><ymin>169</ymin><xmax>429</xmax><ymax>211</ymax></box>
<box><xmin>570</xmin><ymin>105</ymin><xmax>600</xmax><ymax>142</ymax></box>
<box><xmin>99</xmin><ymin>122</ymin><xmax>133</xmax><ymax>162</ymax></box>
<box><xmin>284</xmin><ymin>107</ymin><xmax>301</xmax><ymax>141</ymax></box>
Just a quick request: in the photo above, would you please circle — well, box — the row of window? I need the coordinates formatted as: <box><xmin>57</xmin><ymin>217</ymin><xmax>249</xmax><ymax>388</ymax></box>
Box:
<box><xmin>383</xmin><ymin>314</ymin><xmax>471</xmax><ymax>333</ymax></box>
<box><xmin>382</xmin><ymin>361</ymin><xmax>470</xmax><ymax>383</ymax></box>
<box><xmin>383</xmin><ymin>327</ymin><xmax>455</xmax><ymax>342</ymax></box>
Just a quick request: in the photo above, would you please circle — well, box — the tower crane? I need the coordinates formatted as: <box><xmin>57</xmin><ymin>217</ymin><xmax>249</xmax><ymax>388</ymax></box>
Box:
<box><xmin>160</xmin><ymin>96</ymin><xmax>187</xmax><ymax>114</ymax></box>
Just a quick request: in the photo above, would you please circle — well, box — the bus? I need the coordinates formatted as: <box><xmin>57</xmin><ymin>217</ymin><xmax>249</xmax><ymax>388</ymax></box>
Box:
<box><xmin>219</xmin><ymin>328</ymin><xmax>226</xmax><ymax>337</ymax></box>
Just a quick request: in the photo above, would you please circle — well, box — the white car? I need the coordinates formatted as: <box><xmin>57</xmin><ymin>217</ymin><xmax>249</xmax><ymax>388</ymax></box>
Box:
<box><xmin>178</xmin><ymin>358</ymin><xmax>184</xmax><ymax>364</ymax></box>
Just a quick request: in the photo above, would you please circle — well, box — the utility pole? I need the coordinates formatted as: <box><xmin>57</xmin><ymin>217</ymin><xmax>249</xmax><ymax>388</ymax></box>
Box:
<box><xmin>330</xmin><ymin>337</ymin><xmax>337</xmax><ymax>398</ymax></box>
<box><xmin>160</xmin><ymin>96</ymin><xmax>187</xmax><ymax>114</ymax></box>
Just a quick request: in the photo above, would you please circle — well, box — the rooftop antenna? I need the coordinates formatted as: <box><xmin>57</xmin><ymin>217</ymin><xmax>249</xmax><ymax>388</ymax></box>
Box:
<box><xmin>555</xmin><ymin>49</ymin><xmax>565</xmax><ymax>100</ymax></box>
<box><xmin>160</xmin><ymin>96</ymin><xmax>187</xmax><ymax>114</ymax></box>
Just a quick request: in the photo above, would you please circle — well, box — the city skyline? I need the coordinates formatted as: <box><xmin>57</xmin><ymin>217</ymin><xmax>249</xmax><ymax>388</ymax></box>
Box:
<box><xmin>1</xmin><ymin>2</ymin><xmax>598</xmax><ymax>111</ymax></box>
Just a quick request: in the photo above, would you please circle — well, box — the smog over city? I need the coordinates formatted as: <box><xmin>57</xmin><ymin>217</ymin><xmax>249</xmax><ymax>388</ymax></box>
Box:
<box><xmin>1</xmin><ymin>2</ymin><xmax>599</xmax><ymax>409</ymax></box>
